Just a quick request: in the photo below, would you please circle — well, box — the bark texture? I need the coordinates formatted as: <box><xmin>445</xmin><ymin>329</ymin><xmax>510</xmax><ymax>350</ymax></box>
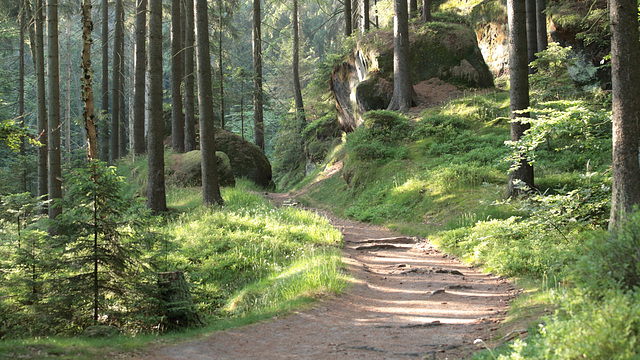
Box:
<box><xmin>535</xmin><ymin>0</ymin><xmax>547</xmax><ymax>53</ymax></box>
<box><xmin>387</xmin><ymin>0</ymin><xmax>412</xmax><ymax>112</ymax></box>
<box><xmin>362</xmin><ymin>0</ymin><xmax>370</xmax><ymax>32</ymax></box>
<box><xmin>195</xmin><ymin>0</ymin><xmax>224</xmax><ymax>206</ymax></box>
<box><xmin>81</xmin><ymin>0</ymin><xmax>98</xmax><ymax>160</ymax></box>
<box><xmin>345</xmin><ymin>0</ymin><xmax>352</xmax><ymax>36</ymax></box>
<box><xmin>99</xmin><ymin>0</ymin><xmax>109</xmax><ymax>162</ymax></box>
<box><xmin>48</xmin><ymin>0</ymin><xmax>62</xmax><ymax>220</ymax></box>
<box><xmin>507</xmin><ymin>0</ymin><xmax>535</xmax><ymax>197</ymax></box>
<box><xmin>183</xmin><ymin>0</ymin><xmax>196</xmax><ymax>151</ymax></box>
<box><xmin>147</xmin><ymin>0</ymin><xmax>167</xmax><ymax>213</ymax></box>
<box><xmin>133</xmin><ymin>0</ymin><xmax>147</xmax><ymax>156</ymax></box>
<box><xmin>34</xmin><ymin>0</ymin><xmax>48</xmax><ymax>209</ymax></box>
<box><xmin>293</xmin><ymin>0</ymin><xmax>306</xmax><ymax>125</ymax></box>
<box><xmin>252</xmin><ymin>0</ymin><xmax>264</xmax><ymax>151</ymax></box>
<box><xmin>525</xmin><ymin>0</ymin><xmax>537</xmax><ymax>72</ymax></box>
<box><xmin>609</xmin><ymin>0</ymin><xmax>640</xmax><ymax>228</ymax></box>
<box><xmin>421</xmin><ymin>0</ymin><xmax>432</xmax><ymax>22</ymax></box>
<box><xmin>111</xmin><ymin>0</ymin><xmax>124</xmax><ymax>160</ymax></box>
<box><xmin>171</xmin><ymin>0</ymin><xmax>185</xmax><ymax>153</ymax></box>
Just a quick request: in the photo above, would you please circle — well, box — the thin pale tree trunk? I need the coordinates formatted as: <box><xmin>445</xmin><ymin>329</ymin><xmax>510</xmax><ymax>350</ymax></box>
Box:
<box><xmin>608</xmin><ymin>0</ymin><xmax>640</xmax><ymax>228</ymax></box>
<box><xmin>147</xmin><ymin>0</ymin><xmax>167</xmax><ymax>213</ymax></box>
<box><xmin>133</xmin><ymin>0</ymin><xmax>146</xmax><ymax>156</ymax></box>
<box><xmin>183</xmin><ymin>0</ymin><xmax>196</xmax><ymax>151</ymax></box>
<box><xmin>48</xmin><ymin>0</ymin><xmax>62</xmax><ymax>221</ymax></box>
<box><xmin>171</xmin><ymin>0</ymin><xmax>185</xmax><ymax>152</ymax></box>
<box><xmin>195</xmin><ymin>0</ymin><xmax>224</xmax><ymax>206</ymax></box>
<box><xmin>81</xmin><ymin>0</ymin><xmax>98</xmax><ymax>160</ymax></box>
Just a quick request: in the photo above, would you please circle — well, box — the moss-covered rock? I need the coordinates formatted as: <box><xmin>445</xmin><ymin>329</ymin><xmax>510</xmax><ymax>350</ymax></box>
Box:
<box><xmin>331</xmin><ymin>21</ymin><xmax>493</xmax><ymax>131</ymax></box>
<box><xmin>168</xmin><ymin>150</ymin><xmax>236</xmax><ymax>188</ymax></box>
<box><xmin>215</xmin><ymin>129</ymin><xmax>273</xmax><ymax>188</ymax></box>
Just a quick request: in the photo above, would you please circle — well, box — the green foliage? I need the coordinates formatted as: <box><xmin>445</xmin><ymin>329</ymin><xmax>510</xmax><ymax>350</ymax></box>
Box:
<box><xmin>345</xmin><ymin>110</ymin><xmax>410</xmax><ymax>162</ymax></box>
<box><xmin>505</xmin><ymin>99</ymin><xmax>611</xmax><ymax>174</ymax></box>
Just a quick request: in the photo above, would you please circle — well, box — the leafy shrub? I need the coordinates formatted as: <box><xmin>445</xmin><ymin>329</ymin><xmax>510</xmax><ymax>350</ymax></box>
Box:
<box><xmin>573</xmin><ymin>210</ymin><xmax>640</xmax><ymax>294</ymax></box>
<box><xmin>429</xmin><ymin>163</ymin><xmax>503</xmax><ymax>192</ymax></box>
<box><xmin>361</xmin><ymin>110</ymin><xmax>411</xmax><ymax>142</ymax></box>
<box><xmin>412</xmin><ymin>114</ymin><xmax>470</xmax><ymax>140</ymax></box>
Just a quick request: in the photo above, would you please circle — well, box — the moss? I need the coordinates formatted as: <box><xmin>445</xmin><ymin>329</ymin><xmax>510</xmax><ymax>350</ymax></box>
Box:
<box><xmin>168</xmin><ymin>150</ymin><xmax>236</xmax><ymax>188</ymax></box>
<box><xmin>215</xmin><ymin>129</ymin><xmax>273</xmax><ymax>189</ymax></box>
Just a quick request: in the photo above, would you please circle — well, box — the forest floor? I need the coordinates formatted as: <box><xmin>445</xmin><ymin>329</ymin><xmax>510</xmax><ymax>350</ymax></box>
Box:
<box><xmin>133</xmin><ymin>193</ymin><xmax>517</xmax><ymax>360</ymax></box>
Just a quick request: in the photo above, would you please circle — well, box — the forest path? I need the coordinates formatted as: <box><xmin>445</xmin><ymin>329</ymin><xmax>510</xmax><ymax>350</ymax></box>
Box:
<box><xmin>133</xmin><ymin>193</ymin><xmax>515</xmax><ymax>359</ymax></box>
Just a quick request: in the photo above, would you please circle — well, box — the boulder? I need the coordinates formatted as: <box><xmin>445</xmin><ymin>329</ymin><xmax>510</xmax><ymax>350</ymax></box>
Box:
<box><xmin>215</xmin><ymin>129</ymin><xmax>273</xmax><ymax>188</ymax></box>
<box><xmin>168</xmin><ymin>150</ymin><xmax>236</xmax><ymax>188</ymax></box>
<box><xmin>331</xmin><ymin>22</ymin><xmax>493</xmax><ymax>131</ymax></box>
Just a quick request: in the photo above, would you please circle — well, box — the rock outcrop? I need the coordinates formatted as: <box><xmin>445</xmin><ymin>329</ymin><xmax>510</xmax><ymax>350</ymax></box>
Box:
<box><xmin>215</xmin><ymin>129</ymin><xmax>273</xmax><ymax>188</ymax></box>
<box><xmin>331</xmin><ymin>22</ymin><xmax>494</xmax><ymax>131</ymax></box>
<box><xmin>168</xmin><ymin>150</ymin><xmax>236</xmax><ymax>188</ymax></box>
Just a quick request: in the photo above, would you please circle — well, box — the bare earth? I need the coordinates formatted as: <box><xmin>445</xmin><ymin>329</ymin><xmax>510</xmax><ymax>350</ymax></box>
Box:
<box><xmin>133</xmin><ymin>193</ymin><xmax>515</xmax><ymax>360</ymax></box>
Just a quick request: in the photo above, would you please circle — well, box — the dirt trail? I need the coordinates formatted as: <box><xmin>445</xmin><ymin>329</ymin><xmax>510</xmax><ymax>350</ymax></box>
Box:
<box><xmin>134</xmin><ymin>193</ymin><xmax>515</xmax><ymax>359</ymax></box>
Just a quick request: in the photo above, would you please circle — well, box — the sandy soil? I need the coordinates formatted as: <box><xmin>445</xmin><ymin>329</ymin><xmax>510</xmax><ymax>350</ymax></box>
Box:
<box><xmin>132</xmin><ymin>193</ymin><xmax>515</xmax><ymax>360</ymax></box>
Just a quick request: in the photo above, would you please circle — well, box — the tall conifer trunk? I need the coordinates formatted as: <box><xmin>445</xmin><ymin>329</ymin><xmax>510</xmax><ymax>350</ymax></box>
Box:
<box><xmin>387</xmin><ymin>0</ymin><xmax>412</xmax><ymax>112</ymax></box>
<box><xmin>81</xmin><ymin>0</ymin><xmax>98</xmax><ymax>160</ymax></box>
<box><xmin>345</xmin><ymin>0</ymin><xmax>352</xmax><ymax>36</ymax></box>
<box><xmin>48</xmin><ymin>0</ymin><xmax>62</xmax><ymax>221</ymax></box>
<box><xmin>19</xmin><ymin>2</ymin><xmax>26</xmax><ymax>191</ymax></box>
<box><xmin>133</xmin><ymin>0</ymin><xmax>147</xmax><ymax>156</ymax></box>
<box><xmin>99</xmin><ymin>0</ymin><xmax>109</xmax><ymax>162</ymax></box>
<box><xmin>183</xmin><ymin>0</ymin><xmax>196</xmax><ymax>151</ymax></box>
<box><xmin>34</xmin><ymin>0</ymin><xmax>48</xmax><ymax>211</ymax></box>
<box><xmin>525</xmin><ymin>0</ymin><xmax>537</xmax><ymax>72</ymax></box>
<box><xmin>293</xmin><ymin>0</ymin><xmax>305</xmax><ymax>126</ymax></box>
<box><xmin>195</xmin><ymin>0</ymin><xmax>224</xmax><ymax>206</ymax></box>
<box><xmin>507</xmin><ymin>0</ymin><xmax>535</xmax><ymax>197</ymax></box>
<box><xmin>147</xmin><ymin>0</ymin><xmax>167</xmax><ymax>213</ymax></box>
<box><xmin>171</xmin><ymin>0</ymin><xmax>185</xmax><ymax>152</ymax></box>
<box><xmin>252</xmin><ymin>0</ymin><xmax>264</xmax><ymax>151</ymax></box>
<box><xmin>111</xmin><ymin>0</ymin><xmax>124</xmax><ymax>160</ymax></box>
<box><xmin>609</xmin><ymin>0</ymin><xmax>640</xmax><ymax>228</ymax></box>
<box><xmin>535</xmin><ymin>0</ymin><xmax>547</xmax><ymax>53</ymax></box>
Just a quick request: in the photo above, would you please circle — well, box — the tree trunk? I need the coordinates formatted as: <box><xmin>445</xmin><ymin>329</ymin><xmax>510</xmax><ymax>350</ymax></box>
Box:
<box><xmin>19</xmin><ymin>1</ymin><xmax>26</xmax><ymax>192</ymax></box>
<box><xmin>111</xmin><ymin>0</ymin><xmax>124</xmax><ymax>161</ymax></box>
<box><xmin>133</xmin><ymin>0</ymin><xmax>147</xmax><ymax>156</ymax></box>
<box><xmin>421</xmin><ymin>0</ymin><xmax>432</xmax><ymax>22</ymax></box>
<box><xmin>34</xmin><ymin>0</ymin><xmax>48</xmax><ymax>211</ymax></box>
<box><xmin>99</xmin><ymin>0</ymin><xmax>109</xmax><ymax>162</ymax></box>
<box><xmin>362</xmin><ymin>0</ymin><xmax>370</xmax><ymax>32</ymax></box>
<box><xmin>535</xmin><ymin>0</ymin><xmax>547</xmax><ymax>53</ymax></box>
<box><xmin>507</xmin><ymin>0</ymin><xmax>534</xmax><ymax>197</ymax></box>
<box><xmin>171</xmin><ymin>0</ymin><xmax>185</xmax><ymax>153</ymax></box>
<box><xmin>345</xmin><ymin>0</ymin><xmax>352</xmax><ymax>36</ymax></box>
<box><xmin>608</xmin><ymin>0</ymin><xmax>640</xmax><ymax>229</ymax></box>
<box><xmin>293</xmin><ymin>0</ymin><xmax>306</xmax><ymax>127</ymax></box>
<box><xmin>387</xmin><ymin>0</ymin><xmax>412</xmax><ymax>112</ymax></box>
<box><xmin>147</xmin><ymin>0</ymin><xmax>167</xmax><ymax>213</ymax></box>
<box><xmin>48</xmin><ymin>0</ymin><xmax>62</xmax><ymax>221</ymax></box>
<box><xmin>65</xmin><ymin>20</ymin><xmax>72</xmax><ymax>165</ymax></box>
<box><xmin>252</xmin><ymin>0</ymin><xmax>264</xmax><ymax>151</ymax></box>
<box><xmin>81</xmin><ymin>0</ymin><xmax>98</xmax><ymax>160</ymax></box>
<box><xmin>183</xmin><ymin>0</ymin><xmax>196</xmax><ymax>152</ymax></box>
<box><xmin>409</xmin><ymin>0</ymin><xmax>417</xmax><ymax>17</ymax></box>
<box><xmin>525</xmin><ymin>0</ymin><xmax>537</xmax><ymax>72</ymax></box>
<box><xmin>218</xmin><ymin>0</ymin><xmax>225</xmax><ymax>130</ymax></box>
<box><xmin>118</xmin><ymin>37</ymin><xmax>126</xmax><ymax>158</ymax></box>
<box><xmin>195</xmin><ymin>0</ymin><xmax>224</xmax><ymax>206</ymax></box>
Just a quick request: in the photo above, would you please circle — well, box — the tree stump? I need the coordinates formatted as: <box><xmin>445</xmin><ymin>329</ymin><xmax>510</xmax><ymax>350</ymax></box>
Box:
<box><xmin>158</xmin><ymin>271</ymin><xmax>202</xmax><ymax>328</ymax></box>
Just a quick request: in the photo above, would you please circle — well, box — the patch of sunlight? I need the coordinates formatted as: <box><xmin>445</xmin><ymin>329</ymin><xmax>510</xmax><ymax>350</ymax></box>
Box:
<box><xmin>391</xmin><ymin>178</ymin><xmax>428</xmax><ymax>196</ymax></box>
<box><xmin>439</xmin><ymin>0</ymin><xmax>484</xmax><ymax>14</ymax></box>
